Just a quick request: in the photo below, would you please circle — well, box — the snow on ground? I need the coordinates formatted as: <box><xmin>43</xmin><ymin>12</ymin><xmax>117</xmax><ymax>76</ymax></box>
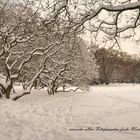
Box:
<box><xmin>0</xmin><ymin>84</ymin><xmax>140</xmax><ymax>140</ymax></box>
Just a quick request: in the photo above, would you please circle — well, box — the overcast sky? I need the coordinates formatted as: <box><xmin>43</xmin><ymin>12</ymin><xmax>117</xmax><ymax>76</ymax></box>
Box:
<box><xmin>79</xmin><ymin>4</ymin><xmax>140</xmax><ymax>55</ymax></box>
<box><xmin>81</xmin><ymin>30</ymin><xmax>140</xmax><ymax>55</ymax></box>
<box><xmin>121</xmin><ymin>39</ymin><xmax>140</xmax><ymax>54</ymax></box>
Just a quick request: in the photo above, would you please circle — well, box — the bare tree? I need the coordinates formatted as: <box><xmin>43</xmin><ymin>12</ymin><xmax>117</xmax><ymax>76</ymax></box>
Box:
<box><xmin>94</xmin><ymin>48</ymin><xmax>122</xmax><ymax>84</ymax></box>
<box><xmin>0</xmin><ymin>0</ymin><xmax>70</xmax><ymax>99</ymax></box>
<box><xmin>38</xmin><ymin>36</ymin><xmax>92</xmax><ymax>95</ymax></box>
<box><xmin>1</xmin><ymin>0</ymin><xmax>140</xmax><ymax>99</ymax></box>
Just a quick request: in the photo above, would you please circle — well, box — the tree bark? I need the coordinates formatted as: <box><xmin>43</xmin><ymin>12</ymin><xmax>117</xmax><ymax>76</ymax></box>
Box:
<box><xmin>5</xmin><ymin>84</ymin><xmax>13</xmax><ymax>99</ymax></box>
<box><xmin>13</xmin><ymin>91</ymin><xmax>30</xmax><ymax>101</ymax></box>
<box><xmin>0</xmin><ymin>82</ymin><xmax>14</xmax><ymax>99</ymax></box>
<box><xmin>47</xmin><ymin>82</ymin><xmax>55</xmax><ymax>95</ymax></box>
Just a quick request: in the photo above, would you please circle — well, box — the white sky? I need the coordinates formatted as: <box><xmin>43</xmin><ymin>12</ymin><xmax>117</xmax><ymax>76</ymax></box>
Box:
<box><xmin>121</xmin><ymin>39</ymin><xmax>140</xmax><ymax>54</ymax></box>
<box><xmin>81</xmin><ymin>31</ymin><xmax>140</xmax><ymax>55</ymax></box>
<box><xmin>80</xmin><ymin>6</ymin><xmax>140</xmax><ymax>55</ymax></box>
<box><xmin>13</xmin><ymin>0</ymin><xmax>140</xmax><ymax>55</ymax></box>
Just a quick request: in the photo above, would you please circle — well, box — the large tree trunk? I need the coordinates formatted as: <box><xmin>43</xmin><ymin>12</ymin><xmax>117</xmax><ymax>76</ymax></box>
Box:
<box><xmin>5</xmin><ymin>83</ymin><xmax>13</xmax><ymax>99</ymax></box>
<box><xmin>5</xmin><ymin>78</ymin><xmax>15</xmax><ymax>99</ymax></box>
<box><xmin>47</xmin><ymin>82</ymin><xmax>56</xmax><ymax>95</ymax></box>
<box><xmin>0</xmin><ymin>83</ymin><xmax>6</xmax><ymax>98</ymax></box>
<box><xmin>0</xmin><ymin>81</ymin><xmax>13</xmax><ymax>99</ymax></box>
<box><xmin>47</xmin><ymin>86</ymin><xmax>55</xmax><ymax>95</ymax></box>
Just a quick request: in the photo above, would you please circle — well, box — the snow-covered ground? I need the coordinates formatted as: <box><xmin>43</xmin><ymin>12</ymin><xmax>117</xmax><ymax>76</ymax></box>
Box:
<box><xmin>0</xmin><ymin>84</ymin><xmax>140</xmax><ymax>140</ymax></box>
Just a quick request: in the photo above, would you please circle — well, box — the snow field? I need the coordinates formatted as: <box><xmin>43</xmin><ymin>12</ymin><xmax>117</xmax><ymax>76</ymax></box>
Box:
<box><xmin>0</xmin><ymin>84</ymin><xmax>140</xmax><ymax>140</ymax></box>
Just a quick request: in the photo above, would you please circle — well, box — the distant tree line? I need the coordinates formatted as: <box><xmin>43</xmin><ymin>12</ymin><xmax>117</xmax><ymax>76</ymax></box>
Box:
<box><xmin>91</xmin><ymin>48</ymin><xmax>140</xmax><ymax>85</ymax></box>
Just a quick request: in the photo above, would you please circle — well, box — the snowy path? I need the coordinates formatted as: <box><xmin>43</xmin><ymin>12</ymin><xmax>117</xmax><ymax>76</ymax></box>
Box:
<box><xmin>0</xmin><ymin>84</ymin><xmax>140</xmax><ymax>140</ymax></box>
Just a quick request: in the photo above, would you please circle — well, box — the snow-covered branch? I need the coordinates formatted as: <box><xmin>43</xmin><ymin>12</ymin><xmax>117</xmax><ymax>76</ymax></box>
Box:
<box><xmin>75</xmin><ymin>1</ymin><xmax>140</xmax><ymax>33</ymax></box>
